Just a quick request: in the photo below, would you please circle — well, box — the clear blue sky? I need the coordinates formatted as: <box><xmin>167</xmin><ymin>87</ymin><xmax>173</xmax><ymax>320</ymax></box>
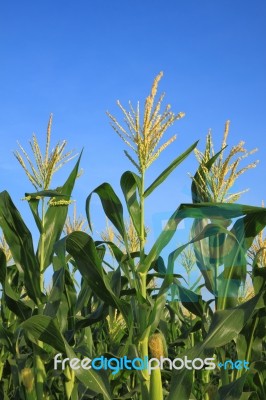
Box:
<box><xmin>0</xmin><ymin>0</ymin><xmax>266</xmax><ymax>249</ymax></box>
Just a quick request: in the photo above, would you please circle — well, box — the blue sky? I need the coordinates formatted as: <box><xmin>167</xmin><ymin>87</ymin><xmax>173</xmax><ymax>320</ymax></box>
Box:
<box><xmin>0</xmin><ymin>0</ymin><xmax>266</xmax><ymax>254</ymax></box>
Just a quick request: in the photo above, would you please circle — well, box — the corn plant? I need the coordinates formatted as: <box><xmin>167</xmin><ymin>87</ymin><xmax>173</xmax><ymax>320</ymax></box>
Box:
<box><xmin>60</xmin><ymin>74</ymin><xmax>266</xmax><ymax>399</ymax></box>
<box><xmin>0</xmin><ymin>76</ymin><xmax>266</xmax><ymax>400</ymax></box>
<box><xmin>0</xmin><ymin>117</ymin><xmax>87</xmax><ymax>399</ymax></box>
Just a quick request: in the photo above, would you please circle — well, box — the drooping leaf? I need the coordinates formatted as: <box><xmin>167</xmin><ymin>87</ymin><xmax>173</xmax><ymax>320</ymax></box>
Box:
<box><xmin>86</xmin><ymin>182</ymin><xmax>126</xmax><ymax>238</ymax></box>
<box><xmin>21</xmin><ymin>315</ymin><xmax>66</xmax><ymax>352</ymax></box>
<box><xmin>55</xmin><ymin>231</ymin><xmax>132</xmax><ymax>327</ymax></box>
<box><xmin>4</xmin><ymin>279</ymin><xmax>33</xmax><ymax>320</ymax></box>
<box><xmin>76</xmin><ymin>304</ymin><xmax>108</xmax><ymax>329</ymax></box>
<box><xmin>140</xmin><ymin>202</ymin><xmax>266</xmax><ymax>273</ymax></box>
<box><xmin>21</xmin><ymin>315</ymin><xmax>112</xmax><ymax>399</ymax></box>
<box><xmin>120</xmin><ymin>171</ymin><xmax>141</xmax><ymax>236</ymax></box>
<box><xmin>0</xmin><ymin>190</ymin><xmax>41</xmax><ymax>303</ymax></box>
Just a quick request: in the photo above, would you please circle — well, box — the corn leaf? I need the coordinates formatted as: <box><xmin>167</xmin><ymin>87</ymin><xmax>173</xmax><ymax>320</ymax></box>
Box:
<box><xmin>0</xmin><ymin>190</ymin><xmax>42</xmax><ymax>303</ymax></box>
<box><xmin>120</xmin><ymin>171</ymin><xmax>141</xmax><ymax>236</ymax></box>
<box><xmin>168</xmin><ymin>293</ymin><xmax>263</xmax><ymax>399</ymax></box>
<box><xmin>36</xmin><ymin>153</ymin><xmax>82</xmax><ymax>271</ymax></box>
<box><xmin>56</xmin><ymin>231</ymin><xmax>132</xmax><ymax>327</ymax></box>
<box><xmin>216</xmin><ymin>373</ymin><xmax>248</xmax><ymax>400</ymax></box>
<box><xmin>86</xmin><ymin>182</ymin><xmax>126</xmax><ymax>238</ymax></box>
<box><xmin>21</xmin><ymin>315</ymin><xmax>112</xmax><ymax>400</ymax></box>
<box><xmin>140</xmin><ymin>203</ymin><xmax>266</xmax><ymax>274</ymax></box>
<box><xmin>144</xmin><ymin>141</ymin><xmax>198</xmax><ymax>198</ymax></box>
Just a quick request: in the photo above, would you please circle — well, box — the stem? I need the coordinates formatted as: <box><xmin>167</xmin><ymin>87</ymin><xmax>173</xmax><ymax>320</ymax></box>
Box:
<box><xmin>140</xmin><ymin>337</ymin><xmax>150</xmax><ymax>399</ymax></box>
<box><xmin>34</xmin><ymin>345</ymin><xmax>46</xmax><ymax>400</ymax></box>
<box><xmin>140</xmin><ymin>172</ymin><xmax>145</xmax><ymax>260</ymax></box>
<box><xmin>202</xmin><ymin>369</ymin><xmax>210</xmax><ymax>400</ymax></box>
<box><xmin>150</xmin><ymin>362</ymin><xmax>163</xmax><ymax>400</ymax></box>
<box><xmin>34</xmin><ymin>198</ymin><xmax>46</xmax><ymax>399</ymax></box>
<box><xmin>138</xmin><ymin>171</ymin><xmax>151</xmax><ymax>398</ymax></box>
<box><xmin>139</xmin><ymin>172</ymin><xmax>147</xmax><ymax>300</ymax></box>
<box><xmin>213</xmin><ymin>235</ymin><xmax>219</xmax><ymax>310</ymax></box>
<box><xmin>39</xmin><ymin>198</ymin><xmax>46</xmax><ymax>292</ymax></box>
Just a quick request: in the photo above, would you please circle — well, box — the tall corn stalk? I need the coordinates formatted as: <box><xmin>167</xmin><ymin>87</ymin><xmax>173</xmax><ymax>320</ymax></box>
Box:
<box><xmin>191</xmin><ymin>121</ymin><xmax>259</xmax><ymax>309</ymax></box>
<box><xmin>106</xmin><ymin>72</ymin><xmax>191</xmax><ymax>399</ymax></box>
<box><xmin>0</xmin><ymin>116</ymin><xmax>81</xmax><ymax>400</ymax></box>
<box><xmin>190</xmin><ymin>122</ymin><xmax>261</xmax><ymax>396</ymax></box>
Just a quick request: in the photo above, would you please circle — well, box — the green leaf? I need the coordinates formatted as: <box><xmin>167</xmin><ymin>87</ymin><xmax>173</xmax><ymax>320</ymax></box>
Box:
<box><xmin>76</xmin><ymin>304</ymin><xmax>108</xmax><ymax>329</ymax></box>
<box><xmin>204</xmin><ymin>295</ymin><xmax>261</xmax><ymax>348</ymax></box>
<box><xmin>86</xmin><ymin>182</ymin><xmax>126</xmax><ymax>238</ymax></box>
<box><xmin>140</xmin><ymin>294</ymin><xmax>166</xmax><ymax>341</ymax></box>
<box><xmin>217</xmin><ymin>211</ymin><xmax>266</xmax><ymax>309</ymax></box>
<box><xmin>21</xmin><ymin>315</ymin><xmax>66</xmax><ymax>352</ymax></box>
<box><xmin>216</xmin><ymin>373</ymin><xmax>248</xmax><ymax>400</ymax></box>
<box><xmin>251</xmin><ymin>361</ymin><xmax>266</xmax><ymax>399</ymax></box>
<box><xmin>21</xmin><ymin>315</ymin><xmax>112</xmax><ymax>399</ymax></box>
<box><xmin>191</xmin><ymin>147</ymin><xmax>226</xmax><ymax>203</ymax></box>
<box><xmin>167</xmin><ymin>370</ymin><xmax>193</xmax><ymax>400</ymax></box>
<box><xmin>191</xmin><ymin>218</ymin><xmax>215</xmax><ymax>293</ymax></box>
<box><xmin>0</xmin><ymin>248</ymin><xmax>6</xmax><ymax>285</ymax></box>
<box><xmin>58</xmin><ymin>232</ymin><xmax>117</xmax><ymax>306</ymax></box>
<box><xmin>44</xmin><ymin>268</ymin><xmax>65</xmax><ymax>318</ymax></box>
<box><xmin>56</xmin><ymin>231</ymin><xmax>131</xmax><ymax>326</ymax></box>
<box><xmin>26</xmin><ymin>190</ymin><xmax>68</xmax><ymax>233</ymax></box>
<box><xmin>141</xmin><ymin>207</ymin><xmax>234</xmax><ymax>276</ymax></box>
<box><xmin>236</xmin><ymin>312</ymin><xmax>265</xmax><ymax>367</ymax></box>
<box><xmin>37</xmin><ymin>153</ymin><xmax>82</xmax><ymax>271</ymax></box>
<box><xmin>168</xmin><ymin>293</ymin><xmax>263</xmax><ymax>400</ymax></box>
<box><xmin>175</xmin><ymin>285</ymin><xmax>205</xmax><ymax>317</ymax></box>
<box><xmin>75</xmin><ymin>282</ymin><xmax>92</xmax><ymax>314</ymax></box>
<box><xmin>25</xmin><ymin>189</ymin><xmax>68</xmax><ymax>198</ymax></box>
<box><xmin>120</xmin><ymin>171</ymin><xmax>141</xmax><ymax>236</ymax></box>
<box><xmin>239</xmin><ymin>393</ymin><xmax>258</xmax><ymax>400</ymax></box>
<box><xmin>253</xmin><ymin>266</ymin><xmax>266</xmax><ymax>294</ymax></box>
<box><xmin>27</xmin><ymin>198</ymin><xmax>42</xmax><ymax>232</ymax></box>
<box><xmin>95</xmin><ymin>240</ymin><xmax>124</xmax><ymax>263</ymax></box>
<box><xmin>4</xmin><ymin>278</ymin><xmax>32</xmax><ymax>320</ymax></box>
<box><xmin>140</xmin><ymin>201</ymin><xmax>266</xmax><ymax>273</ymax></box>
<box><xmin>179</xmin><ymin>202</ymin><xmax>266</xmax><ymax>219</ymax></box>
<box><xmin>144</xmin><ymin>141</ymin><xmax>198</xmax><ymax>198</ymax></box>
<box><xmin>0</xmin><ymin>325</ymin><xmax>14</xmax><ymax>354</ymax></box>
<box><xmin>64</xmin><ymin>344</ymin><xmax>112</xmax><ymax>400</ymax></box>
<box><xmin>0</xmin><ymin>191</ymin><xmax>41</xmax><ymax>303</ymax></box>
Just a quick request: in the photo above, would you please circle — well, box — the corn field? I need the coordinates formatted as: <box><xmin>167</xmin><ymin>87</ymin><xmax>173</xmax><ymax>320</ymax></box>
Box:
<box><xmin>0</xmin><ymin>74</ymin><xmax>265</xmax><ymax>400</ymax></box>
